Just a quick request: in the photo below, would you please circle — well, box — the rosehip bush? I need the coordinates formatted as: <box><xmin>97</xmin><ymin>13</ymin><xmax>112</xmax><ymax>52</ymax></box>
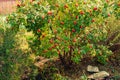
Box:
<box><xmin>7</xmin><ymin>0</ymin><xmax>119</xmax><ymax>65</ymax></box>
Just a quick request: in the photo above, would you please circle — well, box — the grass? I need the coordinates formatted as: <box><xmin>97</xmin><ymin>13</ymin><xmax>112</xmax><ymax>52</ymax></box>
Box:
<box><xmin>0</xmin><ymin>15</ymin><xmax>37</xmax><ymax>80</ymax></box>
<box><xmin>106</xmin><ymin>16</ymin><xmax>120</xmax><ymax>44</ymax></box>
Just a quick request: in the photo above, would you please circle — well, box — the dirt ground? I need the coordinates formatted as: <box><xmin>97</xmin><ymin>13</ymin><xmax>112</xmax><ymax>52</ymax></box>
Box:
<box><xmin>0</xmin><ymin>0</ymin><xmax>17</xmax><ymax>14</ymax></box>
<box><xmin>39</xmin><ymin>54</ymin><xmax>120</xmax><ymax>80</ymax></box>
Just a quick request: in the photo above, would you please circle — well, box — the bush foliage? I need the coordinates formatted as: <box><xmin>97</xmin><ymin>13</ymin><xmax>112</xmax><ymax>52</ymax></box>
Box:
<box><xmin>7</xmin><ymin>0</ymin><xmax>120</xmax><ymax>66</ymax></box>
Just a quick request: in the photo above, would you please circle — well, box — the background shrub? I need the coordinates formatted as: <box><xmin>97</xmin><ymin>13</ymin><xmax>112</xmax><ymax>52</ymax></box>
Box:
<box><xmin>7</xmin><ymin>0</ymin><xmax>120</xmax><ymax>66</ymax></box>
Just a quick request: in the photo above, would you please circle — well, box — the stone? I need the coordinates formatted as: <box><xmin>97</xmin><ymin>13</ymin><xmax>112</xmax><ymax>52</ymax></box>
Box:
<box><xmin>88</xmin><ymin>71</ymin><xmax>110</xmax><ymax>79</ymax></box>
<box><xmin>35</xmin><ymin>56</ymin><xmax>45</xmax><ymax>62</ymax></box>
<box><xmin>87</xmin><ymin>65</ymin><xmax>99</xmax><ymax>72</ymax></box>
<box><xmin>34</xmin><ymin>56</ymin><xmax>58</xmax><ymax>69</ymax></box>
<box><xmin>34</xmin><ymin>59</ymin><xmax>50</xmax><ymax>68</ymax></box>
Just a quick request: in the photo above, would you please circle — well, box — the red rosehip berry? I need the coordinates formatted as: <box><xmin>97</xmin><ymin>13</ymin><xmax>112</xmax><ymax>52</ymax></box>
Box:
<box><xmin>118</xmin><ymin>3</ymin><xmax>120</xmax><ymax>7</ymax></box>
<box><xmin>17</xmin><ymin>4</ymin><xmax>20</xmax><ymax>7</ymax></box>
<box><xmin>53</xmin><ymin>29</ymin><xmax>57</xmax><ymax>34</ymax></box>
<box><xmin>106</xmin><ymin>0</ymin><xmax>109</xmax><ymax>3</ymax></box>
<box><xmin>64</xmin><ymin>4</ymin><xmax>68</xmax><ymax>8</ymax></box>
<box><xmin>47</xmin><ymin>11</ymin><xmax>52</xmax><ymax>15</ymax></box>
<box><xmin>48</xmin><ymin>47</ymin><xmax>52</xmax><ymax>50</ymax></box>
<box><xmin>57</xmin><ymin>50</ymin><xmax>60</xmax><ymax>54</ymax></box>
<box><xmin>75</xmin><ymin>3</ymin><xmax>79</xmax><ymax>7</ymax></box>
<box><xmin>55</xmin><ymin>4</ymin><xmax>59</xmax><ymax>7</ymax></box>
<box><xmin>92</xmin><ymin>19</ymin><xmax>95</xmax><ymax>22</ymax></box>
<box><xmin>54</xmin><ymin>43</ymin><xmax>58</xmax><ymax>46</ymax></box>
<box><xmin>73</xmin><ymin>21</ymin><xmax>77</xmax><ymax>25</ymax></box>
<box><xmin>108</xmin><ymin>13</ymin><xmax>110</xmax><ymax>17</ymax></box>
<box><xmin>43</xmin><ymin>50</ymin><xmax>48</xmax><ymax>53</ymax></box>
<box><xmin>80</xmin><ymin>11</ymin><xmax>84</xmax><ymax>15</ymax></box>
<box><xmin>93</xmin><ymin>7</ymin><xmax>97</xmax><ymax>11</ymax></box>
<box><xmin>90</xmin><ymin>45</ymin><xmax>93</xmax><ymax>48</ymax></box>
<box><xmin>48</xmin><ymin>19</ymin><xmax>51</xmax><ymax>23</ymax></box>
<box><xmin>37</xmin><ymin>29</ymin><xmax>41</xmax><ymax>33</ymax></box>
<box><xmin>49</xmin><ymin>39</ymin><xmax>53</xmax><ymax>44</ymax></box>
<box><xmin>73</xmin><ymin>38</ymin><xmax>77</xmax><ymax>42</ymax></box>
<box><xmin>76</xmin><ymin>16</ymin><xmax>78</xmax><ymax>19</ymax></box>
<box><xmin>42</xmin><ymin>16</ymin><xmax>45</xmax><ymax>19</ymax></box>
<box><xmin>72</xmin><ymin>29</ymin><xmax>76</xmax><ymax>32</ymax></box>
<box><xmin>80</xmin><ymin>26</ymin><xmax>82</xmax><ymax>28</ymax></box>
<box><xmin>60</xmin><ymin>21</ymin><xmax>64</xmax><ymax>25</ymax></box>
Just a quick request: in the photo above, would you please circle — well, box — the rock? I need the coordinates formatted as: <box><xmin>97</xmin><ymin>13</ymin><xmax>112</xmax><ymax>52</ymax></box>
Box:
<box><xmin>87</xmin><ymin>65</ymin><xmax>99</xmax><ymax>72</ymax></box>
<box><xmin>35</xmin><ymin>56</ymin><xmax>45</xmax><ymax>62</ymax></box>
<box><xmin>34</xmin><ymin>56</ymin><xmax>58</xmax><ymax>69</ymax></box>
<box><xmin>88</xmin><ymin>71</ymin><xmax>109</xmax><ymax>79</ymax></box>
<box><xmin>34</xmin><ymin>58</ymin><xmax>50</xmax><ymax>68</ymax></box>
